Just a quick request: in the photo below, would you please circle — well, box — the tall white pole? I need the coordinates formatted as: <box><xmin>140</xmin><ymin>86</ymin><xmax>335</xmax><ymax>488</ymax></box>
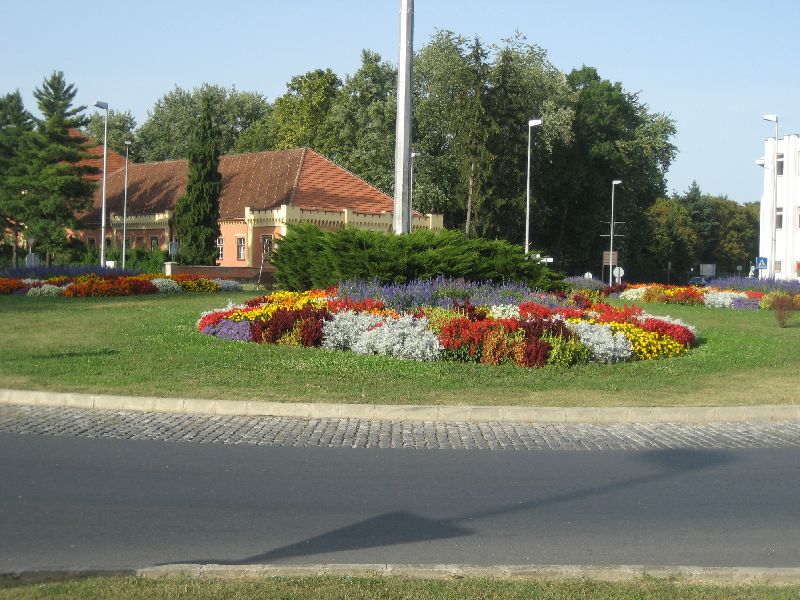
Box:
<box><xmin>609</xmin><ymin>180</ymin><xmax>622</xmax><ymax>286</ymax></box>
<box><xmin>122</xmin><ymin>141</ymin><xmax>130</xmax><ymax>270</ymax></box>
<box><xmin>772</xmin><ymin>119</ymin><xmax>778</xmax><ymax>278</ymax></box>
<box><xmin>96</xmin><ymin>101</ymin><xmax>109</xmax><ymax>267</ymax></box>
<box><xmin>393</xmin><ymin>0</ymin><xmax>413</xmax><ymax>234</ymax></box>
<box><xmin>525</xmin><ymin>119</ymin><xmax>542</xmax><ymax>255</ymax></box>
<box><xmin>763</xmin><ymin>114</ymin><xmax>779</xmax><ymax>278</ymax></box>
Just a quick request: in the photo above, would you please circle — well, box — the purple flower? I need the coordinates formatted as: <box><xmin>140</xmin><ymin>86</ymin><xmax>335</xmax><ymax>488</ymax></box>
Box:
<box><xmin>203</xmin><ymin>318</ymin><xmax>252</xmax><ymax>341</ymax></box>
<box><xmin>730</xmin><ymin>296</ymin><xmax>760</xmax><ymax>310</ymax></box>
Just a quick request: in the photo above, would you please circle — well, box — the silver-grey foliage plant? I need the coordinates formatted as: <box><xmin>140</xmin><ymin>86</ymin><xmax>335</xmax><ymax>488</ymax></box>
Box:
<box><xmin>351</xmin><ymin>315</ymin><xmax>442</xmax><ymax>361</ymax></box>
<box><xmin>321</xmin><ymin>311</ymin><xmax>383</xmax><ymax>351</ymax></box>
<box><xmin>565</xmin><ymin>321</ymin><xmax>632</xmax><ymax>363</ymax></box>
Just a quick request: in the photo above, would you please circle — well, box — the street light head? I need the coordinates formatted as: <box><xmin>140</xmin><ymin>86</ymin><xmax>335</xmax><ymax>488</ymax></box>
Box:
<box><xmin>95</xmin><ymin>101</ymin><xmax>108</xmax><ymax>110</ymax></box>
<box><xmin>755</xmin><ymin>158</ymin><xmax>766</xmax><ymax>167</ymax></box>
<box><xmin>528</xmin><ymin>118</ymin><xmax>543</xmax><ymax>127</ymax></box>
<box><xmin>612</xmin><ymin>179</ymin><xmax>622</xmax><ymax>185</ymax></box>
<box><xmin>762</xmin><ymin>114</ymin><xmax>778</xmax><ymax>123</ymax></box>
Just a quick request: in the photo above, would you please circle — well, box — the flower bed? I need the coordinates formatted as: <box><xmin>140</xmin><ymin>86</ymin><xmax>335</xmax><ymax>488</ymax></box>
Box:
<box><xmin>0</xmin><ymin>273</ymin><xmax>242</xmax><ymax>297</ymax></box>
<box><xmin>199</xmin><ymin>282</ymin><xmax>698</xmax><ymax>369</ymax></box>
<box><xmin>618</xmin><ymin>283</ymin><xmax>800</xmax><ymax>311</ymax></box>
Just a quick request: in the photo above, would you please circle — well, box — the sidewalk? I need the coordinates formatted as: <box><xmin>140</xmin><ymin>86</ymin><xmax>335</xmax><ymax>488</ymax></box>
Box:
<box><xmin>2</xmin><ymin>388</ymin><xmax>799</xmax><ymax>424</ymax></box>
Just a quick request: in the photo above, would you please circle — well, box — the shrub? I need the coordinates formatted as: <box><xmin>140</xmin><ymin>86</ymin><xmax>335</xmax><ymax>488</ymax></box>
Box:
<box><xmin>0</xmin><ymin>277</ymin><xmax>25</xmax><ymax>294</ymax></box>
<box><xmin>202</xmin><ymin>318</ymin><xmax>252</xmax><ymax>341</ymax></box>
<box><xmin>273</xmin><ymin>225</ymin><xmax>564</xmax><ymax>291</ymax></box>
<box><xmin>769</xmin><ymin>294</ymin><xmax>797</xmax><ymax>328</ymax></box>
<box><xmin>176</xmin><ymin>278</ymin><xmax>221</xmax><ymax>293</ymax></box>
<box><xmin>544</xmin><ymin>334</ymin><xmax>591</xmax><ymax>367</ymax></box>
<box><xmin>211</xmin><ymin>279</ymin><xmax>243</xmax><ymax>292</ymax></box>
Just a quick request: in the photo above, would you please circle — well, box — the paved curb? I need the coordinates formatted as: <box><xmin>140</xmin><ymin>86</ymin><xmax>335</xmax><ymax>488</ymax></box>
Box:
<box><xmin>5</xmin><ymin>564</ymin><xmax>800</xmax><ymax>585</ymax></box>
<box><xmin>1</xmin><ymin>388</ymin><xmax>799</xmax><ymax>424</ymax></box>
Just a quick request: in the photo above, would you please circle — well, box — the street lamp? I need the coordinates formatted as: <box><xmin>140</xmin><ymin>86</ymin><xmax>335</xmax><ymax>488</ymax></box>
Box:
<box><xmin>525</xmin><ymin>118</ymin><xmax>543</xmax><ymax>254</ymax></box>
<box><xmin>762</xmin><ymin>114</ymin><xmax>778</xmax><ymax>278</ymax></box>
<box><xmin>122</xmin><ymin>140</ymin><xmax>131</xmax><ymax>270</ymax></box>
<box><xmin>608</xmin><ymin>179</ymin><xmax>622</xmax><ymax>286</ymax></box>
<box><xmin>95</xmin><ymin>101</ymin><xmax>109</xmax><ymax>267</ymax></box>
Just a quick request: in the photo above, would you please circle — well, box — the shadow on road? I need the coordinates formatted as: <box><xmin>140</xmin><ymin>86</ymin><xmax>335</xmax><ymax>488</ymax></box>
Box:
<box><xmin>179</xmin><ymin>448</ymin><xmax>733</xmax><ymax>565</ymax></box>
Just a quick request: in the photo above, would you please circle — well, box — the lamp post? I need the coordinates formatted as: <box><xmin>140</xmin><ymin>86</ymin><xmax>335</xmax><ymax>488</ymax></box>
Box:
<box><xmin>525</xmin><ymin>118</ymin><xmax>543</xmax><ymax>254</ymax></box>
<box><xmin>122</xmin><ymin>140</ymin><xmax>131</xmax><ymax>270</ymax></box>
<box><xmin>762</xmin><ymin>114</ymin><xmax>778</xmax><ymax>278</ymax></box>
<box><xmin>608</xmin><ymin>179</ymin><xmax>622</xmax><ymax>286</ymax></box>
<box><xmin>95</xmin><ymin>101</ymin><xmax>109</xmax><ymax>267</ymax></box>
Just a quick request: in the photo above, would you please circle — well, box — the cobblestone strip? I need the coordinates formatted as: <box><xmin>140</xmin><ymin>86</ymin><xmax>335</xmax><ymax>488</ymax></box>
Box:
<box><xmin>1</xmin><ymin>405</ymin><xmax>800</xmax><ymax>451</ymax></box>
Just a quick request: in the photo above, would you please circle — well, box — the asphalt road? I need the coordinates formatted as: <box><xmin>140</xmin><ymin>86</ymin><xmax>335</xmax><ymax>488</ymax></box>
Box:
<box><xmin>2</xmin><ymin>431</ymin><xmax>799</xmax><ymax>571</ymax></box>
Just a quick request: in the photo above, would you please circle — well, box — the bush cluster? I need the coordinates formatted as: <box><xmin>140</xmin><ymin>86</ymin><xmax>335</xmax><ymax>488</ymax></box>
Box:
<box><xmin>272</xmin><ymin>225</ymin><xmax>564</xmax><ymax>292</ymax></box>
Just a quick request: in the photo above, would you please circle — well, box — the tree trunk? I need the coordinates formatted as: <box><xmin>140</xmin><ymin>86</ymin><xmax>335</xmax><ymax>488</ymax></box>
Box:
<box><xmin>46</xmin><ymin>250</ymin><xmax>51</xmax><ymax>267</ymax></box>
<box><xmin>11</xmin><ymin>231</ymin><xmax>18</xmax><ymax>269</ymax></box>
<box><xmin>464</xmin><ymin>162</ymin><xmax>475</xmax><ymax>238</ymax></box>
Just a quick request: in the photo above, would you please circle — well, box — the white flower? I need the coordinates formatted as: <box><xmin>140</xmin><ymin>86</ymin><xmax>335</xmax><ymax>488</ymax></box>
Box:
<box><xmin>151</xmin><ymin>278</ymin><xmax>184</xmax><ymax>293</ymax></box>
<box><xmin>351</xmin><ymin>315</ymin><xmax>441</xmax><ymax>361</ymax></box>
<box><xmin>211</xmin><ymin>279</ymin><xmax>242</xmax><ymax>292</ymax></box>
<box><xmin>619</xmin><ymin>287</ymin><xmax>648</xmax><ymax>301</ymax></box>
<box><xmin>488</xmin><ymin>304</ymin><xmax>520</xmax><ymax>320</ymax></box>
<box><xmin>703</xmin><ymin>290</ymin><xmax>747</xmax><ymax>309</ymax></box>
<box><xmin>322</xmin><ymin>311</ymin><xmax>383</xmax><ymax>351</ymax></box>
<box><xmin>26</xmin><ymin>284</ymin><xmax>65</xmax><ymax>297</ymax></box>
<box><xmin>566</xmin><ymin>321</ymin><xmax>632</xmax><ymax>363</ymax></box>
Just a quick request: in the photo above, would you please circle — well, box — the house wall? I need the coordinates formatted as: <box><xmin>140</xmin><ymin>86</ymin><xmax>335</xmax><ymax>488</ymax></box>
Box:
<box><xmin>760</xmin><ymin>134</ymin><xmax>800</xmax><ymax>279</ymax></box>
<box><xmin>217</xmin><ymin>221</ymin><xmax>249</xmax><ymax>267</ymax></box>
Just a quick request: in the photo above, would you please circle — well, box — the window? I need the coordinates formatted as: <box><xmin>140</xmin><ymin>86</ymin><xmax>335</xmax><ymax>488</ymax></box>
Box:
<box><xmin>777</xmin><ymin>153</ymin><xmax>784</xmax><ymax>176</ymax></box>
<box><xmin>216</xmin><ymin>237</ymin><xmax>224</xmax><ymax>260</ymax></box>
<box><xmin>236</xmin><ymin>237</ymin><xmax>246</xmax><ymax>261</ymax></box>
<box><xmin>87</xmin><ymin>237</ymin><xmax>96</xmax><ymax>247</ymax></box>
<box><xmin>135</xmin><ymin>236</ymin><xmax>145</xmax><ymax>248</ymax></box>
<box><xmin>775</xmin><ymin>260</ymin><xmax>782</xmax><ymax>273</ymax></box>
<box><xmin>260</xmin><ymin>234</ymin><xmax>274</xmax><ymax>259</ymax></box>
<box><xmin>150</xmin><ymin>236</ymin><xmax>159</xmax><ymax>251</ymax></box>
<box><xmin>776</xmin><ymin>207</ymin><xmax>783</xmax><ymax>230</ymax></box>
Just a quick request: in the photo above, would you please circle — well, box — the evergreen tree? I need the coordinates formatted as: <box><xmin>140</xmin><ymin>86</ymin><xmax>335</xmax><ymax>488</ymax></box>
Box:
<box><xmin>0</xmin><ymin>91</ymin><xmax>35</xmax><ymax>266</ymax></box>
<box><xmin>18</xmin><ymin>72</ymin><xmax>97</xmax><ymax>263</ymax></box>
<box><xmin>175</xmin><ymin>96</ymin><xmax>221</xmax><ymax>265</ymax></box>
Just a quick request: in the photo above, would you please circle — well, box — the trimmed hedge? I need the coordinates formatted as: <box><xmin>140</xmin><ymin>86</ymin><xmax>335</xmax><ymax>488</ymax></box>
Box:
<box><xmin>272</xmin><ymin>225</ymin><xmax>564</xmax><ymax>291</ymax></box>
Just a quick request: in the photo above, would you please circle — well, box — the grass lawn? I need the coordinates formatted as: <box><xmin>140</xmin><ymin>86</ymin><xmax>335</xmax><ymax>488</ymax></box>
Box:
<box><xmin>2</xmin><ymin>575</ymin><xmax>799</xmax><ymax>600</ymax></box>
<box><xmin>1</xmin><ymin>293</ymin><xmax>799</xmax><ymax>407</ymax></box>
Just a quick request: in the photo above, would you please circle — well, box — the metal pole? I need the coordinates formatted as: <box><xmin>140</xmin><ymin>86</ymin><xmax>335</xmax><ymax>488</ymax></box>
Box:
<box><xmin>525</xmin><ymin>125</ymin><xmax>531</xmax><ymax>254</ymax></box>
<box><xmin>524</xmin><ymin>119</ymin><xmax>542</xmax><ymax>255</ymax></box>
<box><xmin>609</xmin><ymin>180</ymin><xmax>621</xmax><ymax>286</ymax></box>
<box><xmin>410</xmin><ymin>151</ymin><xmax>417</xmax><ymax>220</ymax></box>
<box><xmin>122</xmin><ymin>142</ymin><xmax>130</xmax><ymax>270</ymax></box>
<box><xmin>392</xmin><ymin>0</ymin><xmax>414</xmax><ymax>234</ymax></box>
<box><xmin>97</xmin><ymin>102</ymin><xmax>109</xmax><ymax>267</ymax></box>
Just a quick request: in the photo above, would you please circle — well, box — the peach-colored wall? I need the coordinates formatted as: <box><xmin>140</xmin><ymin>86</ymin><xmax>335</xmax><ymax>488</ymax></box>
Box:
<box><xmin>251</xmin><ymin>226</ymin><xmax>282</xmax><ymax>268</ymax></box>
<box><xmin>217</xmin><ymin>222</ymin><xmax>249</xmax><ymax>266</ymax></box>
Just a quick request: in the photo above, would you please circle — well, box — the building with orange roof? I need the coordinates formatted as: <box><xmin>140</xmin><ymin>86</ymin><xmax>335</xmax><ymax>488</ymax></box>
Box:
<box><xmin>77</xmin><ymin>148</ymin><xmax>443</xmax><ymax>267</ymax></box>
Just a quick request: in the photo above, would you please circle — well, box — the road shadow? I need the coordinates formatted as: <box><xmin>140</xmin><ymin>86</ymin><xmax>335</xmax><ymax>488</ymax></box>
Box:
<box><xmin>178</xmin><ymin>448</ymin><xmax>733</xmax><ymax>565</ymax></box>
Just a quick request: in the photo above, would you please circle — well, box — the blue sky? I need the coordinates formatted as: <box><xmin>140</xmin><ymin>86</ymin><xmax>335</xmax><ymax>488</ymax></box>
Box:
<box><xmin>2</xmin><ymin>0</ymin><xmax>798</xmax><ymax>203</ymax></box>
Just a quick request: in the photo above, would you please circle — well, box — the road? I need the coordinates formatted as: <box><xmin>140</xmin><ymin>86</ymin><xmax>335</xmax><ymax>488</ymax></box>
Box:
<box><xmin>2</xmin><ymin>425</ymin><xmax>799</xmax><ymax>571</ymax></box>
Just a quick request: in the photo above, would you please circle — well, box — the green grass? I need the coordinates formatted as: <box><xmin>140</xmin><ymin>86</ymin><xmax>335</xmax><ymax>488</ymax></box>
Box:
<box><xmin>2</xmin><ymin>575</ymin><xmax>799</xmax><ymax>600</ymax></box>
<box><xmin>1</xmin><ymin>293</ymin><xmax>799</xmax><ymax>407</ymax></box>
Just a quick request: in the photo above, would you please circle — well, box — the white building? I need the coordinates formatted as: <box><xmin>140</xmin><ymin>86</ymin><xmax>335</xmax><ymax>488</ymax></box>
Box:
<box><xmin>758</xmin><ymin>133</ymin><xmax>800</xmax><ymax>280</ymax></box>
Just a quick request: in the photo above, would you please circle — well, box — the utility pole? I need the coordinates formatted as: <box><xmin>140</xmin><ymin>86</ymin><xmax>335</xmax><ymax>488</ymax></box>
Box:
<box><xmin>393</xmin><ymin>0</ymin><xmax>413</xmax><ymax>234</ymax></box>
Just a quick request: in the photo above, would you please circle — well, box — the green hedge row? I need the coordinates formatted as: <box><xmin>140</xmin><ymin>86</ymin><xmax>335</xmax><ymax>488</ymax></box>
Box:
<box><xmin>272</xmin><ymin>225</ymin><xmax>564</xmax><ymax>291</ymax></box>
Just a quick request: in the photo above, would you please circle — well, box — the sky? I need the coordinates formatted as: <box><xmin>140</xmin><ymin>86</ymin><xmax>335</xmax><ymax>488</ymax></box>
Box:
<box><xmin>2</xmin><ymin>0</ymin><xmax>798</xmax><ymax>204</ymax></box>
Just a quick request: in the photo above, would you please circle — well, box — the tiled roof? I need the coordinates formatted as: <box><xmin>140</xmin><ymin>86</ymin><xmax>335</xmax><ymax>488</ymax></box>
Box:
<box><xmin>81</xmin><ymin>148</ymin><xmax>397</xmax><ymax>224</ymax></box>
<box><xmin>69</xmin><ymin>129</ymin><xmax>126</xmax><ymax>181</ymax></box>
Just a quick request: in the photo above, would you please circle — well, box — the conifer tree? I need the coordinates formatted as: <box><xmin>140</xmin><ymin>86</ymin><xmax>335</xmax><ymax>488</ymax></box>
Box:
<box><xmin>0</xmin><ymin>91</ymin><xmax>35</xmax><ymax>266</ymax></box>
<box><xmin>19</xmin><ymin>72</ymin><xmax>97</xmax><ymax>263</ymax></box>
<box><xmin>175</xmin><ymin>96</ymin><xmax>221</xmax><ymax>265</ymax></box>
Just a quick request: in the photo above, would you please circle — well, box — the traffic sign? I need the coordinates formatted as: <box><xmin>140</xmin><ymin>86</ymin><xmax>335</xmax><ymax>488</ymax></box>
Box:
<box><xmin>612</xmin><ymin>266</ymin><xmax>625</xmax><ymax>279</ymax></box>
<box><xmin>756</xmin><ymin>256</ymin><xmax>768</xmax><ymax>270</ymax></box>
